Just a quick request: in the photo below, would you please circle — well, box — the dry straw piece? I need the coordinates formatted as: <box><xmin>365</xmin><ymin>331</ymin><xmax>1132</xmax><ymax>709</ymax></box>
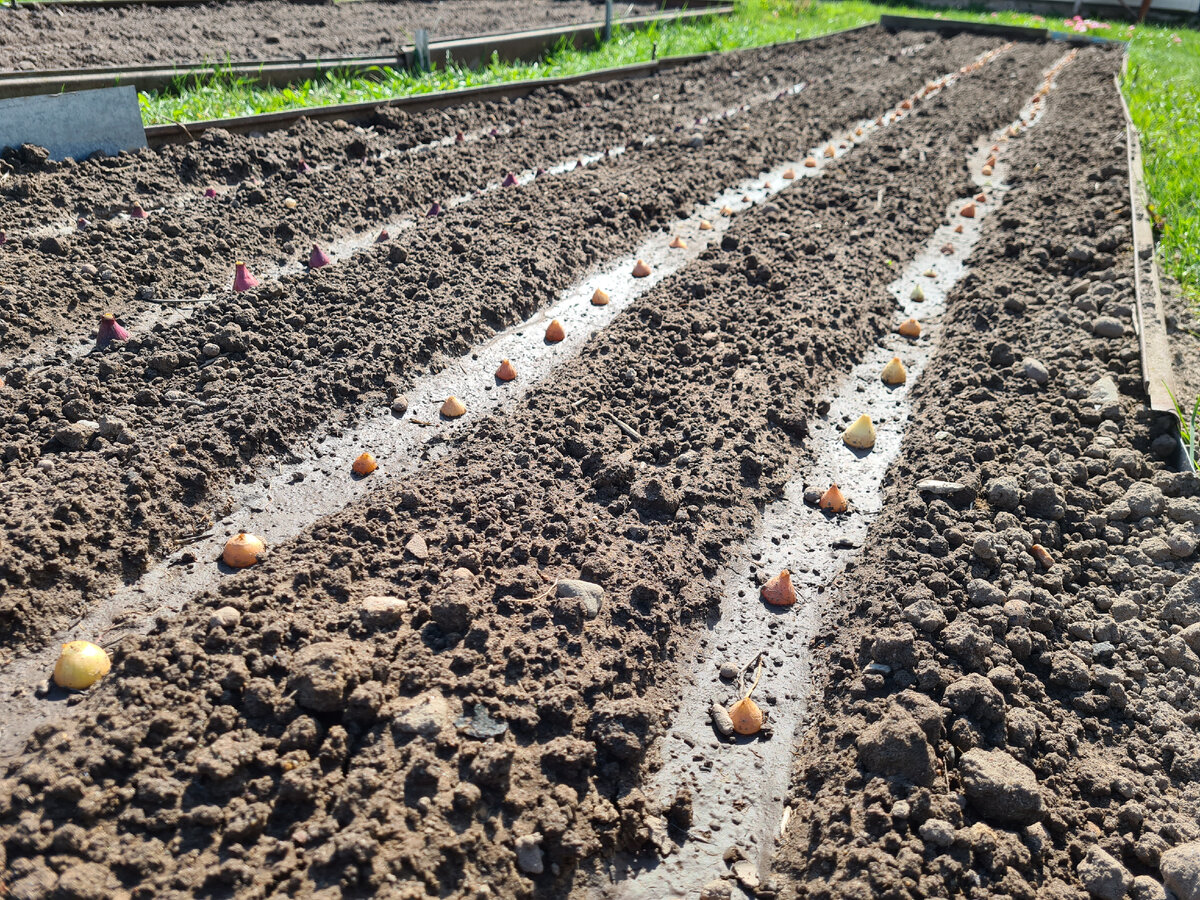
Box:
<box><xmin>223</xmin><ymin>532</ymin><xmax>265</xmax><ymax>568</ymax></box>
<box><xmin>760</xmin><ymin>569</ymin><xmax>796</xmax><ymax>606</ymax></box>
<box><xmin>441</xmin><ymin>396</ymin><xmax>467</xmax><ymax>418</ymax></box>
<box><xmin>899</xmin><ymin>318</ymin><xmax>922</xmax><ymax>338</ymax></box>
<box><xmin>53</xmin><ymin>641</ymin><xmax>112</xmax><ymax>690</ymax></box>
<box><xmin>669</xmin><ymin>236</ymin><xmax>687</xmax><ymax>250</ymax></box>
<box><xmin>819</xmin><ymin>484</ymin><xmax>848</xmax><ymax>513</ymax></box>
<box><xmin>632</xmin><ymin>259</ymin><xmax>652</xmax><ymax>278</ymax></box>
<box><xmin>545</xmin><ymin>319</ymin><xmax>565</xmax><ymax>342</ymax></box>
<box><xmin>881</xmin><ymin>357</ymin><xmax>907</xmax><ymax>385</ymax></box>
<box><xmin>352</xmin><ymin>452</ymin><xmax>378</xmax><ymax>476</ymax></box>
<box><xmin>495</xmin><ymin>359</ymin><xmax>517</xmax><ymax>382</ymax></box>
<box><xmin>842</xmin><ymin>414</ymin><xmax>877</xmax><ymax>450</ymax></box>
<box><xmin>590</xmin><ymin>288</ymin><xmax>610</xmax><ymax>306</ymax></box>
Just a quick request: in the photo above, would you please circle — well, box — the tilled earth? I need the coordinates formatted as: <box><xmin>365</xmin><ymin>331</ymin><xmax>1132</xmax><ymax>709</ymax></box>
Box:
<box><xmin>0</xmin><ymin>24</ymin><xmax>1197</xmax><ymax>900</ymax></box>
<box><xmin>0</xmin><ymin>0</ymin><xmax>657</xmax><ymax>71</ymax></box>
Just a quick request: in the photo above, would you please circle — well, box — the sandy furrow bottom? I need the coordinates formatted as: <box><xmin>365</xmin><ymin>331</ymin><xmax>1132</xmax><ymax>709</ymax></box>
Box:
<box><xmin>0</xmin><ymin>32</ymin><xmax>1000</xmax><ymax>654</ymax></box>
<box><xmin>772</xmin><ymin>49</ymin><xmax>1200</xmax><ymax>900</ymax></box>
<box><xmin>0</xmin><ymin>41</ymin><xmax>1062</xmax><ymax>900</ymax></box>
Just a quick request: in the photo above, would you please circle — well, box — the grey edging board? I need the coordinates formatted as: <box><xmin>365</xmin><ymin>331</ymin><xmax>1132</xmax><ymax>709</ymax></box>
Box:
<box><xmin>879</xmin><ymin>13</ymin><xmax>1126</xmax><ymax>46</ymax></box>
<box><xmin>0</xmin><ymin>6</ymin><xmax>732</xmax><ymax>100</ymax></box>
<box><xmin>142</xmin><ymin>23</ymin><xmax>878</xmax><ymax>146</ymax></box>
<box><xmin>1114</xmin><ymin>69</ymin><xmax>1177</xmax><ymax>416</ymax></box>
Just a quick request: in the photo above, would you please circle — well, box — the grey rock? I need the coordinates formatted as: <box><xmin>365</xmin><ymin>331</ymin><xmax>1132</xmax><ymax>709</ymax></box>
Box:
<box><xmin>515</xmin><ymin>833</ymin><xmax>545</xmax><ymax>875</ymax></box>
<box><xmin>718</xmin><ymin>663</ymin><xmax>738</xmax><ymax>681</ymax></box>
<box><xmin>390</xmin><ymin>395</ymin><xmax>409</xmax><ymax>416</ymax></box>
<box><xmin>1129</xmin><ymin>875</ymin><xmax>1167</xmax><ymax>900</ymax></box>
<box><xmin>209</xmin><ymin>606</ymin><xmax>241</xmax><ymax>629</ymax></box>
<box><xmin>390</xmin><ymin>690</ymin><xmax>454</xmax><ymax>737</ymax></box>
<box><xmin>556</xmin><ymin>579</ymin><xmax>604</xmax><ymax>619</ymax></box>
<box><xmin>1079</xmin><ymin>846</ymin><xmax>1131</xmax><ymax>900</ymax></box>
<box><xmin>360</xmin><ymin>595</ymin><xmax>408</xmax><ymax>627</ymax></box>
<box><xmin>1162</xmin><ymin>842</ymin><xmax>1200</xmax><ymax>900</ymax></box>
<box><xmin>202</xmin><ymin>342</ymin><xmax>221</xmax><ymax>358</ymax></box>
<box><xmin>968</xmin><ymin>579</ymin><xmax>1007</xmax><ymax>607</ymax></box>
<box><xmin>1125</xmin><ymin>483</ymin><xmax>1165</xmax><ymax>519</ymax></box>
<box><xmin>918</xmin><ymin>818</ymin><xmax>955</xmax><ymax>848</ymax></box>
<box><xmin>54</xmin><ymin>421</ymin><xmax>97</xmax><ymax>450</ymax></box>
<box><xmin>731</xmin><ymin>860</ymin><xmax>760</xmax><ymax>892</ymax></box>
<box><xmin>856</xmin><ymin>704</ymin><xmax>935</xmax><ymax>785</ymax></box>
<box><xmin>1093</xmin><ymin>316</ymin><xmax>1126</xmax><ymax>338</ymax></box>
<box><xmin>404</xmin><ymin>533</ymin><xmax>429</xmax><ymax>560</ymax></box>
<box><xmin>710</xmin><ymin>703</ymin><xmax>735</xmax><ymax>737</ymax></box>
<box><xmin>958</xmin><ymin>747</ymin><xmax>1043</xmax><ymax>825</ymax></box>
<box><xmin>1022</xmin><ymin>357</ymin><xmax>1050</xmax><ymax>384</ymax></box>
<box><xmin>688</xmin><ymin>134</ymin><xmax>705</xmax><ymax>149</ymax></box>
<box><xmin>986</xmin><ymin>476</ymin><xmax>1021</xmax><ymax>511</ymax></box>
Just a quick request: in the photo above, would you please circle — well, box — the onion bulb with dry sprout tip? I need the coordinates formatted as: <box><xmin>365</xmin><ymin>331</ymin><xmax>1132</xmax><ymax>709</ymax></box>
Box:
<box><xmin>53</xmin><ymin>641</ymin><xmax>111</xmax><ymax>690</ymax></box>
<box><xmin>441</xmin><ymin>396</ymin><xmax>466</xmax><ymax>418</ymax></box>
<box><xmin>898</xmin><ymin>318</ymin><xmax>921</xmax><ymax>338</ymax></box>
<box><xmin>495</xmin><ymin>359</ymin><xmax>517</xmax><ymax>382</ymax></box>
<box><xmin>842</xmin><ymin>414</ymin><xmax>876</xmax><ymax>450</ymax></box>
<box><xmin>632</xmin><ymin>259</ymin><xmax>652</xmax><ymax>278</ymax></box>
<box><xmin>352</xmin><ymin>452</ymin><xmax>377</xmax><ymax>476</ymax></box>
<box><xmin>760</xmin><ymin>569</ymin><xmax>796</xmax><ymax>606</ymax></box>
<box><xmin>819</xmin><ymin>484</ymin><xmax>848</xmax><ymax>513</ymax></box>
<box><xmin>881</xmin><ymin>357</ymin><xmax>907</xmax><ymax>385</ymax></box>
<box><xmin>729</xmin><ymin>655</ymin><xmax>766</xmax><ymax>735</ymax></box>
<box><xmin>223</xmin><ymin>532</ymin><xmax>265</xmax><ymax>568</ymax></box>
<box><xmin>544</xmin><ymin>319</ymin><xmax>565</xmax><ymax>342</ymax></box>
<box><xmin>590</xmin><ymin>289</ymin><xmax>610</xmax><ymax>306</ymax></box>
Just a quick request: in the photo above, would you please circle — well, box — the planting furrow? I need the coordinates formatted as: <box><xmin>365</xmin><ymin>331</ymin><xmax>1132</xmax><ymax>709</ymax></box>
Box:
<box><xmin>0</xmin><ymin>28</ymin><xmax>964</xmax><ymax>365</ymax></box>
<box><xmin>769</xmin><ymin>47</ymin><xmax>1195</xmax><ymax>900</ymax></box>
<box><xmin>606</xmin><ymin>49</ymin><xmax>1077</xmax><ymax>900</ymax></box>
<box><xmin>0</xmin><ymin>39</ymin><xmax>1026</xmax><ymax>759</ymax></box>
<box><xmin>0</xmin><ymin>31</ymin><xmax>1005</xmax><ymax>654</ymax></box>
<box><xmin>0</xmin><ymin>43</ymin><xmax>1067</xmax><ymax>900</ymax></box>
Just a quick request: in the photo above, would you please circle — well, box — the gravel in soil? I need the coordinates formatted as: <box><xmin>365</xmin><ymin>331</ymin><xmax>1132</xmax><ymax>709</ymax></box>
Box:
<box><xmin>0</xmin><ymin>32</ymin><xmax>1073</xmax><ymax>900</ymax></box>
<box><xmin>0</xmin><ymin>0</ymin><xmax>657</xmax><ymax>72</ymax></box>
<box><xmin>0</xmin><ymin>29</ymin><xmax>1001</xmax><ymax>655</ymax></box>
<box><xmin>772</xmin><ymin>48</ymin><xmax>1200</xmax><ymax>900</ymax></box>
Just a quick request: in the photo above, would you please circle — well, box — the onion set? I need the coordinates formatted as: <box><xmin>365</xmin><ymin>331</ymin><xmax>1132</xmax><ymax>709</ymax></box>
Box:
<box><xmin>53</xmin><ymin>641</ymin><xmax>111</xmax><ymax>690</ymax></box>
<box><xmin>223</xmin><ymin>533</ymin><xmax>265</xmax><ymax>568</ymax></box>
<box><xmin>842</xmin><ymin>414</ymin><xmax>876</xmax><ymax>450</ymax></box>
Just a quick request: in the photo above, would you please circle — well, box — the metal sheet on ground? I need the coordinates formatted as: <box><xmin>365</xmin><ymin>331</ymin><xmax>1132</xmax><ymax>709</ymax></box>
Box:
<box><xmin>0</xmin><ymin>86</ymin><xmax>146</xmax><ymax>160</ymax></box>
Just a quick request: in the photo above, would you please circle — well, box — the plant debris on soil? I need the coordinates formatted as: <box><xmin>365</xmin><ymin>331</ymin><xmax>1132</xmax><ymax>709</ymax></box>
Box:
<box><xmin>0</xmin><ymin>22</ymin><xmax>1198</xmax><ymax>900</ymax></box>
<box><xmin>0</xmin><ymin>0</ymin><xmax>659</xmax><ymax>72</ymax></box>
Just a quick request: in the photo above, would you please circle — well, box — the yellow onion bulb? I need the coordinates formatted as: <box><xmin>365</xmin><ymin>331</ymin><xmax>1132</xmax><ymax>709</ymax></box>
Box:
<box><xmin>53</xmin><ymin>641</ymin><xmax>111</xmax><ymax>690</ymax></box>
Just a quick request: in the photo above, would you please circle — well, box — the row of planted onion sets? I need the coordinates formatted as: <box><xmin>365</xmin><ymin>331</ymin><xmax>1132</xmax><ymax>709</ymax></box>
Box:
<box><xmin>54</xmin><ymin>147</ymin><xmax>991</xmax><ymax>703</ymax></box>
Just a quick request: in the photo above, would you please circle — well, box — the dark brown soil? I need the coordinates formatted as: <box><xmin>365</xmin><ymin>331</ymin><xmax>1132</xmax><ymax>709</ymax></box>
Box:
<box><xmin>3</xmin><ymin>26</ymin><xmax>1193</xmax><ymax>900</ymax></box>
<box><xmin>0</xmin><ymin>0</ymin><xmax>657</xmax><ymax>71</ymax></box>
<box><xmin>774</xmin><ymin>47</ymin><xmax>1200</xmax><ymax>900</ymax></box>
<box><xmin>0</xmin><ymin>26</ymin><xmax>1076</xmax><ymax>900</ymax></box>
<box><xmin>0</xmin><ymin>28</ymin><xmax>997</xmax><ymax>654</ymax></box>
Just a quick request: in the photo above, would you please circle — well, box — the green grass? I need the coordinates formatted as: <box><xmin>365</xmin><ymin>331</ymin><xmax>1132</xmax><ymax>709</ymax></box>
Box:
<box><xmin>135</xmin><ymin>0</ymin><xmax>1200</xmax><ymax>299</ymax></box>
